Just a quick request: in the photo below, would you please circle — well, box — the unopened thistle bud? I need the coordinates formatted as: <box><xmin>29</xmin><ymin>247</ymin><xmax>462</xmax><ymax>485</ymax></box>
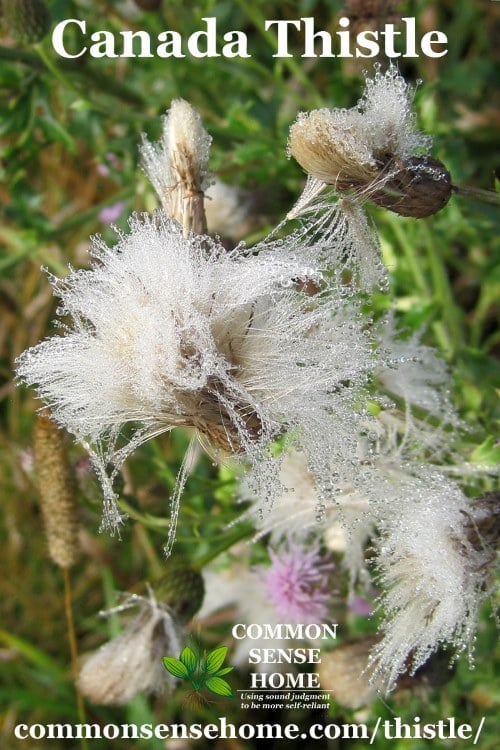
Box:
<box><xmin>33</xmin><ymin>412</ymin><xmax>79</xmax><ymax>569</ymax></box>
<box><xmin>1</xmin><ymin>0</ymin><xmax>51</xmax><ymax>44</ymax></box>
<box><xmin>152</xmin><ymin>557</ymin><xmax>205</xmax><ymax>624</ymax></box>
<box><xmin>288</xmin><ymin>68</ymin><xmax>452</xmax><ymax>218</ymax></box>
<box><xmin>141</xmin><ymin>99</ymin><xmax>211</xmax><ymax>234</ymax></box>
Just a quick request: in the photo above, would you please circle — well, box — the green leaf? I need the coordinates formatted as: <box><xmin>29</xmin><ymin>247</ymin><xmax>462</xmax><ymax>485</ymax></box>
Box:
<box><xmin>179</xmin><ymin>646</ymin><xmax>198</xmax><ymax>675</ymax></box>
<box><xmin>38</xmin><ymin>115</ymin><xmax>76</xmax><ymax>153</ymax></box>
<box><xmin>470</xmin><ymin>436</ymin><xmax>500</xmax><ymax>466</ymax></box>
<box><xmin>205</xmin><ymin>646</ymin><xmax>228</xmax><ymax>674</ymax></box>
<box><xmin>162</xmin><ymin>656</ymin><xmax>189</xmax><ymax>679</ymax></box>
<box><xmin>215</xmin><ymin>666</ymin><xmax>234</xmax><ymax>677</ymax></box>
<box><xmin>205</xmin><ymin>676</ymin><xmax>233</xmax><ymax>697</ymax></box>
<box><xmin>0</xmin><ymin>630</ymin><xmax>64</xmax><ymax>681</ymax></box>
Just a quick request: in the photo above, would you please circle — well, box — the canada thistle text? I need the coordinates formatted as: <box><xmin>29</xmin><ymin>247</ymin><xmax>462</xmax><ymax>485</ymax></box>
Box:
<box><xmin>52</xmin><ymin>17</ymin><xmax>447</xmax><ymax>59</ymax></box>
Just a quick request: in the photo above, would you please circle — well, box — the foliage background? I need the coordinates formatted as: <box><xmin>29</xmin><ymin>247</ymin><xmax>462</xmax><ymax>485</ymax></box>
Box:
<box><xmin>0</xmin><ymin>1</ymin><xmax>498</xmax><ymax>748</ymax></box>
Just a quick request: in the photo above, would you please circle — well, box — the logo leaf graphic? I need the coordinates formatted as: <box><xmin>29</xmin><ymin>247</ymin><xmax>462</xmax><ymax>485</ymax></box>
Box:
<box><xmin>205</xmin><ymin>646</ymin><xmax>228</xmax><ymax>674</ymax></box>
<box><xmin>214</xmin><ymin>666</ymin><xmax>233</xmax><ymax>676</ymax></box>
<box><xmin>163</xmin><ymin>640</ymin><xmax>234</xmax><ymax>698</ymax></box>
<box><xmin>179</xmin><ymin>646</ymin><xmax>197</xmax><ymax>675</ymax></box>
<box><xmin>205</xmin><ymin>676</ymin><xmax>233</xmax><ymax>697</ymax></box>
<box><xmin>162</xmin><ymin>656</ymin><xmax>190</xmax><ymax>679</ymax></box>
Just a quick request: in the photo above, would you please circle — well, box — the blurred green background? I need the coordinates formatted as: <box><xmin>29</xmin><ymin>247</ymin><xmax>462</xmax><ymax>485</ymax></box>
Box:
<box><xmin>0</xmin><ymin>1</ymin><xmax>498</xmax><ymax>748</ymax></box>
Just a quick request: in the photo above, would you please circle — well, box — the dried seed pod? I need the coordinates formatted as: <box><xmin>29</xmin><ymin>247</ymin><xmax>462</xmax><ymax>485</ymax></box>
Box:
<box><xmin>33</xmin><ymin>412</ymin><xmax>79</xmax><ymax>568</ymax></box>
<box><xmin>368</xmin><ymin>156</ymin><xmax>453</xmax><ymax>218</ymax></box>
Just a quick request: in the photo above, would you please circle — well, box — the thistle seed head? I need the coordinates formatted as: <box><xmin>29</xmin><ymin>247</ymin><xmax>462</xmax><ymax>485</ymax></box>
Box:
<box><xmin>77</xmin><ymin>589</ymin><xmax>182</xmax><ymax>706</ymax></box>
<box><xmin>288</xmin><ymin>68</ymin><xmax>452</xmax><ymax>218</ymax></box>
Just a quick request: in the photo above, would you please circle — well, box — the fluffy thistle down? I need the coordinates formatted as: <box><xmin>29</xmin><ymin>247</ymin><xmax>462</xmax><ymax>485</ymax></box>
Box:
<box><xmin>245</xmin><ymin>450</ymin><xmax>495</xmax><ymax>690</ymax></box>
<box><xmin>243</xmin><ymin>317</ymin><xmax>458</xmax><ymax>549</ymax></box>
<box><xmin>240</xmin><ymin>317</ymin><xmax>496</xmax><ymax>690</ymax></box>
<box><xmin>288</xmin><ymin>67</ymin><xmax>452</xmax><ymax>218</ymax></box>
<box><xmin>367</xmin><ymin>469</ymin><xmax>495</xmax><ymax>691</ymax></box>
<box><xmin>16</xmin><ymin>211</ymin><xmax>376</xmax><ymax>541</ymax></box>
<box><xmin>140</xmin><ymin>98</ymin><xmax>211</xmax><ymax>233</ymax></box>
<box><xmin>77</xmin><ymin>590</ymin><xmax>182</xmax><ymax>706</ymax></box>
<box><xmin>78</xmin><ymin>559</ymin><xmax>203</xmax><ymax>705</ymax></box>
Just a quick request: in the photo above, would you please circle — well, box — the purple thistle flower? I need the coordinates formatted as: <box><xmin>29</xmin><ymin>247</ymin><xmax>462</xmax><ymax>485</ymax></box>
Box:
<box><xmin>260</xmin><ymin>543</ymin><xmax>334</xmax><ymax>624</ymax></box>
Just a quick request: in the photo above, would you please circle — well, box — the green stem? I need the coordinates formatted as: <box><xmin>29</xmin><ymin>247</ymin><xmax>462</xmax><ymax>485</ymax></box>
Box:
<box><xmin>63</xmin><ymin>570</ymin><xmax>89</xmax><ymax>750</ymax></box>
<box><xmin>452</xmin><ymin>183</ymin><xmax>500</xmax><ymax>206</ymax></box>
<box><xmin>0</xmin><ymin>44</ymin><xmax>147</xmax><ymax>108</ymax></box>
<box><xmin>193</xmin><ymin>523</ymin><xmax>254</xmax><ymax>570</ymax></box>
<box><xmin>388</xmin><ymin>218</ymin><xmax>430</xmax><ymax>297</ymax></box>
<box><xmin>50</xmin><ymin>188</ymin><xmax>134</xmax><ymax>238</ymax></box>
<box><xmin>233</xmin><ymin>1</ymin><xmax>323</xmax><ymax>106</ymax></box>
<box><xmin>420</xmin><ymin>221</ymin><xmax>464</xmax><ymax>356</ymax></box>
<box><xmin>34</xmin><ymin>42</ymin><xmax>81</xmax><ymax>94</ymax></box>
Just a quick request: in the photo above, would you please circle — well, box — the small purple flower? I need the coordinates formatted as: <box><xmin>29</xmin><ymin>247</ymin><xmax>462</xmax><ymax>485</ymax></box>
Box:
<box><xmin>98</xmin><ymin>201</ymin><xmax>126</xmax><ymax>225</ymax></box>
<box><xmin>260</xmin><ymin>543</ymin><xmax>334</xmax><ymax>624</ymax></box>
<box><xmin>348</xmin><ymin>594</ymin><xmax>373</xmax><ymax>617</ymax></box>
<box><xmin>96</xmin><ymin>152</ymin><xmax>119</xmax><ymax>177</ymax></box>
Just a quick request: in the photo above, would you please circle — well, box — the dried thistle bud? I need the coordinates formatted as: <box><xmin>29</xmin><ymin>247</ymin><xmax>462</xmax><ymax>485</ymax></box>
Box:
<box><xmin>152</xmin><ymin>558</ymin><xmax>205</xmax><ymax>624</ymax></box>
<box><xmin>368</xmin><ymin>155</ymin><xmax>452</xmax><ymax>218</ymax></box>
<box><xmin>33</xmin><ymin>412</ymin><xmax>79</xmax><ymax>569</ymax></box>
<box><xmin>141</xmin><ymin>99</ymin><xmax>211</xmax><ymax>234</ymax></box>
<box><xmin>1</xmin><ymin>0</ymin><xmax>51</xmax><ymax>44</ymax></box>
<box><xmin>319</xmin><ymin>636</ymin><xmax>379</xmax><ymax>709</ymax></box>
<box><xmin>77</xmin><ymin>590</ymin><xmax>181</xmax><ymax>706</ymax></box>
<box><xmin>288</xmin><ymin>68</ymin><xmax>452</xmax><ymax>218</ymax></box>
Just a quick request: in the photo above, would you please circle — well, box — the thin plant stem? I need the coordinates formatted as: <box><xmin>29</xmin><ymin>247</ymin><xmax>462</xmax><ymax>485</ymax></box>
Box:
<box><xmin>34</xmin><ymin>43</ymin><xmax>81</xmax><ymax>95</ymax></box>
<box><xmin>50</xmin><ymin>188</ymin><xmax>134</xmax><ymax>238</ymax></box>
<box><xmin>452</xmin><ymin>184</ymin><xmax>500</xmax><ymax>206</ymax></box>
<box><xmin>193</xmin><ymin>524</ymin><xmax>254</xmax><ymax>569</ymax></box>
<box><xmin>0</xmin><ymin>45</ymin><xmax>147</xmax><ymax>108</ymax></box>
<box><xmin>385</xmin><ymin>218</ymin><xmax>453</xmax><ymax>355</ymax></box>
<box><xmin>63</xmin><ymin>569</ymin><xmax>89</xmax><ymax>750</ymax></box>
<box><xmin>420</xmin><ymin>222</ymin><xmax>464</xmax><ymax>356</ymax></box>
<box><xmin>388</xmin><ymin>218</ymin><xmax>430</xmax><ymax>296</ymax></box>
<box><xmin>233</xmin><ymin>0</ymin><xmax>323</xmax><ymax>106</ymax></box>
